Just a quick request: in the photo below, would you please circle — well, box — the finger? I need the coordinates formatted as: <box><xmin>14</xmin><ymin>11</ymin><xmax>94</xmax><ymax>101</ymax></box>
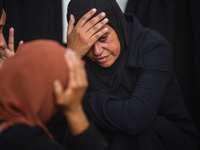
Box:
<box><xmin>66</xmin><ymin>49</ymin><xmax>84</xmax><ymax>88</ymax></box>
<box><xmin>75</xmin><ymin>8</ymin><xmax>97</xmax><ymax>29</ymax></box>
<box><xmin>5</xmin><ymin>49</ymin><xmax>15</xmax><ymax>58</ymax></box>
<box><xmin>68</xmin><ymin>51</ymin><xmax>87</xmax><ymax>87</ymax></box>
<box><xmin>18</xmin><ymin>40</ymin><xmax>24</xmax><ymax>49</ymax></box>
<box><xmin>67</xmin><ymin>14</ymin><xmax>75</xmax><ymax>35</ymax></box>
<box><xmin>0</xmin><ymin>55</ymin><xmax>7</xmax><ymax>61</ymax></box>
<box><xmin>53</xmin><ymin>79</ymin><xmax>64</xmax><ymax>105</ymax></box>
<box><xmin>65</xmin><ymin>49</ymin><xmax>77</xmax><ymax>87</ymax></box>
<box><xmin>78</xmin><ymin>59</ymin><xmax>88</xmax><ymax>86</ymax></box>
<box><xmin>84</xmin><ymin>12</ymin><xmax>107</xmax><ymax>33</ymax></box>
<box><xmin>8</xmin><ymin>27</ymin><xmax>15</xmax><ymax>52</ymax></box>
<box><xmin>0</xmin><ymin>49</ymin><xmax>15</xmax><ymax>58</ymax></box>
<box><xmin>65</xmin><ymin>49</ymin><xmax>76</xmax><ymax>70</ymax></box>
<box><xmin>90</xmin><ymin>27</ymin><xmax>108</xmax><ymax>42</ymax></box>
<box><xmin>87</xmin><ymin>18</ymin><xmax>108</xmax><ymax>38</ymax></box>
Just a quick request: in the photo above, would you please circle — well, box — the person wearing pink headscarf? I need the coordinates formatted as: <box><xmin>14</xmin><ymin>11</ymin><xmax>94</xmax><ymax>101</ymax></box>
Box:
<box><xmin>0</xmin><ymin>39</ymin><xmax>108</xmax><ymax>150</ymax></box>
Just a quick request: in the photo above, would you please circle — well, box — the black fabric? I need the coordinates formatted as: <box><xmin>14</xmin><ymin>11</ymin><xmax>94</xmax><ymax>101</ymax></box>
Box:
<box><xmin>0</xmin><ymin>123</ymin><xmax>108</xmax><ymax>150</ymax></box>
<box><xmin>67</xmin><ymin>0</ymin><xmax>129</xmax><ymax>94</ymax></box>
<box><xmin>3</xmin><ymin>0</ymin><xmax>63</xmax><ymax>49</ymax></box>
<box><xmin>66</xmin><ymin>122</ymin><xmax>109</xmax><ymax>150</ymax></box>
<box><xmin>46</xmin><ymin>111</ymin><xmax>68</xmax><ymax>144</ymax></box>
<box><xmin>82</xmin><ymin>13</ymin><xmax>200</xmax><ymax>150</ymax></box>
<box><xmin>0</xmin><ymin>125</ymin><xmax>66</xmax><ymax>150</ymax></box>
<box><xmin>125</xmin><ymin>0</ymin><xmax>200</xmax><ymax>132</ymax></box>
<box><xmin>0</xmin><ymin>0</ymin><xmax>4</xmax><ymax>17</ymax></box>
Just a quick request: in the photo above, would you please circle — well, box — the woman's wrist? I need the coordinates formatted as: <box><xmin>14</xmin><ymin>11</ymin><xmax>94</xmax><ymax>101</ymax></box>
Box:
<box><xmin>64</xmin><ymin>105</ymin><xmax>89</xmax><ymax>136</ymax></box>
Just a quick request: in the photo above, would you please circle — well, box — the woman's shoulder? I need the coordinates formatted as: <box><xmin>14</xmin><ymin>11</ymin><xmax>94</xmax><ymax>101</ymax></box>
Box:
<box><xmin>125</xmin><ymin>13</ymin><xmax>171</xmax><ymax>48</ymax></box>
<box><xmin>144</xmin><ymin>29</ymin><xmax>171</xmax><ymax>48</ymax></box>
<box><xmin>125</xmin><ymin>13</ymin><xmax>172</xmax><ymax>68</ymax></box>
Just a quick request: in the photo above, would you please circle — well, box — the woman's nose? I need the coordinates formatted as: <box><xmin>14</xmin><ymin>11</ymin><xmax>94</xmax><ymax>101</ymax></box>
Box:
<box><xmin>93</xmin><ymin>43</ymin><xmax>103</xmax><ymax>56</ymax></box>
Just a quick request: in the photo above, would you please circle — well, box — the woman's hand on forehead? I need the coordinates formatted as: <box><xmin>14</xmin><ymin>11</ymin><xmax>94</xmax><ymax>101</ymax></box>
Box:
<box><xmin>66</xmin><ymin>8</ymin><xmax>109</xmax><ymax>58</ymax></box>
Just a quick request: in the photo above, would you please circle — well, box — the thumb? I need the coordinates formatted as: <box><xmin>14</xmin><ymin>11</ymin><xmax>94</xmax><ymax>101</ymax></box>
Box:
<box><xmin>18</xmin><ymin>40</ymin><xmax>24</xmax><ymax>49</ymax></box>
<box><xmin>67</xmin><ymin>14</ymin><xmax>75</xmax><ymax>35</ymax></box>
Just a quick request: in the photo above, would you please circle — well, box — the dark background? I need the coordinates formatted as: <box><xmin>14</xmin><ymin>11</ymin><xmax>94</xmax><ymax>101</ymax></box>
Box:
<box><xmin>3</xmin><ymin>0</ymin><xmax>63</xmax><ymax>47</ymax></box>
<box><xmin>3</xmin><ymin>0</ymin><xmax>200</xmax><ymax>132</ymax></box>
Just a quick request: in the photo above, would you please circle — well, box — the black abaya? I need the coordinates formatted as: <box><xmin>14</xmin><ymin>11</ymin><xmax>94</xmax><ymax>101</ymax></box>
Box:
<box><xmin>125</xmin><ymin>0</ymin><xmax>200</xmax><ymax>132</ymax></box>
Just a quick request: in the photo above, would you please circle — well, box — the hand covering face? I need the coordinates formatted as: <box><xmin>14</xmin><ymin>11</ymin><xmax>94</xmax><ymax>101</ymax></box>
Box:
<box><xmin>0</xmin><ymin>39</ymin><xmax>68</xmax><ymax>139</ymax></box>
<box><xmin>67</xmin><ymin>0</ymin><xmax>129</xmax><ymax>94</ymax></box>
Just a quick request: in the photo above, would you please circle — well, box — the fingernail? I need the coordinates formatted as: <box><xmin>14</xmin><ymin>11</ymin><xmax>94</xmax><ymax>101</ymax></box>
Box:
<box><xmin>9</xmin><ymin>27</ymin><xmax>14</xmax><ymax>32</ymax></box>
<box><xmin>101</xmin><ymin>12</ymin><xmax>106</xmax><ymax>17</ymax></box>
<box><xmin>104</xmin><ymin>18</ymin><xmax>108</xmax><ymax>22</ymax></box>
<box><xmin>92</xmin><ymin>8</ymin><xmax>96</xmax><ymax>12</ymax></box>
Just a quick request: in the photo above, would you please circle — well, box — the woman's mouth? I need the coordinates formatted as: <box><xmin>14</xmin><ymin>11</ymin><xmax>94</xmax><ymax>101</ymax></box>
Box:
<box><xmin>95</xmin><ymin>55</ymin><xmax>110</xmax><ymax>63</ymax></box>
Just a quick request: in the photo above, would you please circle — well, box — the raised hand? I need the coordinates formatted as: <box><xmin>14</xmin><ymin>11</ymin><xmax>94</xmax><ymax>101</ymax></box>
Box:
<box><xmin>0</xmin><ymin>27</ymin><xmax>23</xmax><ymax>69</ymax></box>
<box><xmin>53</xmin><ymin>49</ymin><xmax>89</xmax><ymax>135</ymax></box>
<box><xmin>67</xmin><ymin>8</ymin><xmax>109</xmax><ymax>58</ymax></box>
<box><xmin>7</xmin><ymin>27</ymin><xmax>24</xmax><ymax>51</ymax></box>
<box><xmin>53</xmin><ymin>49</ymin><xmax>88</xmax><ymax>113</ymax></box>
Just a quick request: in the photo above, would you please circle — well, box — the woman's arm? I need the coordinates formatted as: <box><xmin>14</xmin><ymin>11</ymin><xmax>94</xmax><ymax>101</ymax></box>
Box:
<box><xmin>53</xmin><ymin>49</ymin><xmax>108</xmax><ymax>150</ymax></box>
<box><xmin>54</xmin><ymin>49</ymin><xmax>89</xmax><ymax>136</ymax></box>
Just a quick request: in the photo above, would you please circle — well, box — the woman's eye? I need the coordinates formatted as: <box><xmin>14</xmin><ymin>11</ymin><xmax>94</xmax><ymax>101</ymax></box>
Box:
<box><xmin>99</xmin><ymin>36</ymin><xmax>107</xmax><ymax>41</ymax></box>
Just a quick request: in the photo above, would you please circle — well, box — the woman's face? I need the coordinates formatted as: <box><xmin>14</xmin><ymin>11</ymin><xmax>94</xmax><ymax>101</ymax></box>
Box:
<box><xmin>86</xmin><ymin>25</ymin><xmax>121</xmax><ymax>68</ymax></box>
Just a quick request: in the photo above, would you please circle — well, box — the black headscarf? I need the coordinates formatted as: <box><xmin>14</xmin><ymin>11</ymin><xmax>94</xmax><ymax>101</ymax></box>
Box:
<box><xmin>67</xmin><ymin>0</ymin><xmax>129</xmax><ymax>94</ymax></box>
<box><xmin>0</xmin><ymin>0</ymin><xmax>4</xmax><ymax>18</ymax></box>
